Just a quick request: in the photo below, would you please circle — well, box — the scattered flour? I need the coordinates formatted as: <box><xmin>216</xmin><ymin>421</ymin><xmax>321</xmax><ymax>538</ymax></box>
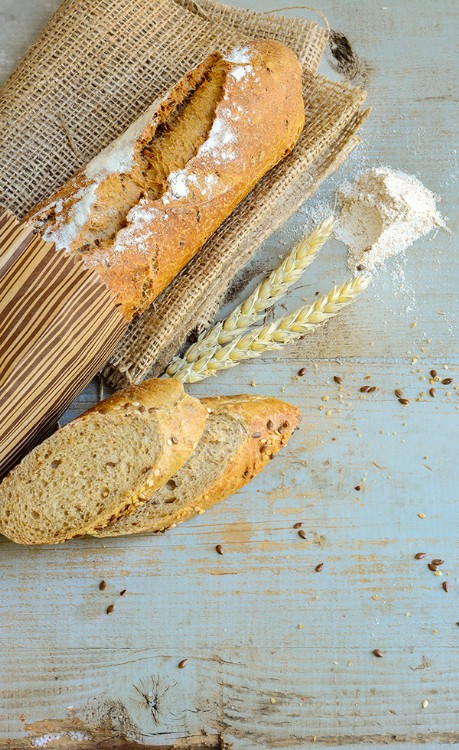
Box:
<box><xmin>224</xmin><ymin>45</ymin><xmax>252</xmax><ymax>64</ymax></box>
<box><xmin>168</xmin><ymin>170</ymin><xmax>190</xmax><ymax>198</ymax></box>
<box><xmin>230</xmin><ymin>65</ymin><xmax>253</xmax><ymax>82</ymax></box>
<box><xmin>334</xmin><ymin>167</ymin><xmax>445</xmax><ymax>272</ymax></box>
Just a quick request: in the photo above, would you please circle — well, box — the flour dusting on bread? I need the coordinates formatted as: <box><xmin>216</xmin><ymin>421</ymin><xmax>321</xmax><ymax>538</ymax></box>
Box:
<box><xmin>26</xmin><ymin>40</ymin><xmax>305</xmax><ymax>319</ymax></box>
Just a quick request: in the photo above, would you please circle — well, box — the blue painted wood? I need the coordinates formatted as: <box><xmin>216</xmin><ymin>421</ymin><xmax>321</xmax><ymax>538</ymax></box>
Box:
<box><xmin>0</xmin><ymin>0</ymin><xmax>458</xmax><ymax>747</ymax></box>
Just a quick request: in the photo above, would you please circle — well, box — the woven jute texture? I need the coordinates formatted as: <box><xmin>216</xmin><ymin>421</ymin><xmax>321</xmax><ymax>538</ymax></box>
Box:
<box><xmin>0</xmin><ymin>0</ymin><xmax>369</xmax><ymax>388</ymax></box>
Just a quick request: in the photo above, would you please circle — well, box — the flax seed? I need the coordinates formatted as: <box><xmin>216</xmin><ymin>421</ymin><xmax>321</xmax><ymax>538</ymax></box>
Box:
<box><xmin>367</xmin><ymin>386</ymin><xmax>377</xmax><ymax>393</ymax></box>
<box><xmin>399</xmin><ymin>398</ymin><xmax>410</xmax><ymax>405</ymax></box>
<box><xmin>99</xmin><ymin>580</ymin><xmax>107</xmax><ymax>590</ymax></box>
<box><xmin>178</xmin><ymin>659</ymin><xmax>188</xmax><ymax>669</ymax></box>
<box><xmin>315</xmin><ymin>563</ymin><xmax>324</xmax><ymax>572</ymax></box>
<box><xmin>334</xmin><ymin>376</ymin><xmax>342</xmax><ymax>384</ymax></box>
<box><xmin>430</xmin><ymin>370</ymin><xmax>437</xmax><ymax>378</ymax></box>
<box><xmin>298</xmin><ymin>529</ymin><xmax>307</xmax><ymax>539</ymax></box>
<box><xmin>429</xmin><ymin>388</ymin><xmax>436</xmax><ymax>397</ymax></box>
<box><xmin>442</xmin><ymin>378</ymin><xmax>453</xmax><ymax>385</ymax></box>
<box><xmin>215</xmin><ymin>544</ymin><xmax>223</xmax><ymax>555</ymax></box>
<box><xmin>372</xmin><ymin>649</ymin><xmax>383</xmax><ymax>658</ymax></box>
<box><xmin>293</xmin><ymin>522</ymin><xmax>303</xmax><ymax>529</ymax></box>
<box><xmin>395</xmin><ymin>389</ymin><xmax>403</xmax><ymax>398</ymax></box>
<box><xmin>298</xmin><ymin>367</ymin><xmax>306</xmax><ymax>376</ymax></box>
<box><xmin>354</xmin><ymin>485</ymin><xmax>361</xmax><ymax>491</ymax></box>
<box><xmin>120</xmin><ymin>589</ymin><xmax>126</xmax><ymax>596</ymax></box>
<box><xmin>106</xmin><ymin>604</ymin><xmax>115</xmax><ymax>614</ymax></box>
<box><xmin>360</xmin><ymin>386</ymin><xmax>369</xmax><ymax>392</ymax></box>
<box><xmin>442</xmin><ymin>581</ymin><xmax>449</xmax><ymax>592</ymax></box>
<box><xmin>414</xmin><ymin>553</ymin><xmax>426</xmax><ymax>559</ymax></box>
<box><xmin>431</xmin><ymin>559</ymin><xmax>444</xmax><ymax>566</ymax></box>
<box><xmin>267</xmin><ymin>420</ymin><xmax>274</xmax><ymax>430</ymax></box>
<box><xmin>171</xmin><ymin>436</ymin><xmax>179</xmax><ymax>444</ymax></box>
<box><xmin>428</xmin><ymin>563</ymin><xmax>437</xmax><ymax>571</ymax></box>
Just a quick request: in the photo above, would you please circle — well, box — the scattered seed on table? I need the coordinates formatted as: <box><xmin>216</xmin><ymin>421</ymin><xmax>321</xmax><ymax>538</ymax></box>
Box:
<box><xmin>367</xmin><ymin>386</ymin><xmax>377</xmax><ymax>393</ymax></box>
<box><xmin>298</xmin><ymin>529</ymin><xmax>307</xmax><ymax>539</ymax></box>
<box><xmin>106</xmin><ymin>604</ymin><xmax>115</xmax><ymax>614</ymax></box>
<box><xmin>428</xmin><ymin>563</ymin><xmax>438</xmax><ymax>571</ymax></box>
<box><xmin>315</xmin><ymin>563</ymin><xmax>324</xmax><ymax>572</ymax></box>
<box><xmin>434</xmin><ymin>570</ymin><xmax>443</xmax><ymax>577</ymax></box>
<box><xmin>178</xmin><ymin>659</ymin><xmax>188</xmax><ymax>669</ymax></box>
<box><xmin>429</xmin><ymin>388</ymin><xmax>436</xmax><ymax>398</ymax></box>
<box><xmin>399</xmin><ymin>398</ymin><xmax>410</xmax><ymax>405</ymax></box>
<box><xmin>442</xmin><ymin>378</ymin><xmax>453</xmax><ymax>385</ymax></box>
<box><xmin>430</xmin><ymin>370</ymin><xmax>437</xmax><ymax>378</ymax></box>
<box><xmin>394</xmin><ymin>389</ymin><xmax>403</xmax><ymax>398</ymax></box>
<box><xmin>293</xmin><ymin>522</ymin><xmax>303</xmax><ymax>529</ymax></box>
<box><xmin>99</xmin><ymin>580</ymin><xmax>107</xmax><ymax>591</ymax></box>
<box><xmin>267</xmin><ymin>420</ymin><xmax>274</xmax><ymax>430</ymax></box>
<box><xmin>442</xmin><ymin>581</ymin><xmax>449</xmax><ymax>592</ymax></box>
<box><xmin>422</xmin><ymin>700</ymin><xmax>429</xmax><ymax>709</ymax></box>
<box><xmin>360</xmin><ymin>386</ymin><xmax>369</xmax><ymax>392</ymax></box>
<box><xmin>120</xmin><ymin>589</ymin><xmax>126</xmax><ymax>596</ymax></box>
<box><xmin>414</xmin><ymin>552</ymin><xmax>426</xmax><ymax>559</ymax></box>
<box><xmin>354</xmin><ymin>485</ymin><xmax>361</xmax><ymax>491</ymax></box>
<box><xmin>432</xmin><ymin>559</ymin><xmax>444</xmax><ymax>566</ymax></box>
<box><xmin>372</xmin><ymin>649</ymin><xmax>383</xmax><ymax>658</ymax></box>
<box><xmin>334</xmin><ymin>376</ymin><xmax>342</xmax><ymax>384</ymax></box>
<box><xmin>215</xmin><ymin>544</ymin><xmax>223</xmax><ymax>555</ymax></box>
<box><xmin>298</xmin><ymin>367</ymin><xmax>306</xmax><ymax>377</ymax></box>
<box><xmin>418</xmin><ymin>512</ymin><xmax>426</xmax><ymax>518</ymax></box>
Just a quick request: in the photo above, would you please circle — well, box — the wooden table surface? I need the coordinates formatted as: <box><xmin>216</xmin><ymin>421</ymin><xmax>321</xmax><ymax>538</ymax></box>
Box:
<box><xmin>1</xmin><ymin>1</ymin><xmax>458</xmax><ymax>748</ymax></box>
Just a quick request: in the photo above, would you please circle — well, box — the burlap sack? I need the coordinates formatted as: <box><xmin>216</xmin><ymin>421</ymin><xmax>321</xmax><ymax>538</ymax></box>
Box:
<box><xmin>0</xmin><ymin>0</ymin><xmax>369</xmax><ymax>388</ymax></box>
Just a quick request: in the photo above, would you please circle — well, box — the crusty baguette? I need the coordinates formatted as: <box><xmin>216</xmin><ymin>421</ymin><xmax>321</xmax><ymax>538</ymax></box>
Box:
<box><xmin>92</xmin><ymin>394</ymin><xmax>300</xmax><ymax>537</ymax></box>
<box><xmin>0</xmin><ymin>380</ymin><xmax>207</xmax><ymax>545</ymax></box>
<box><xmin>26</xmin><ymin>40</ymin><xmax>305</xmax><ymax>319</ymax></box>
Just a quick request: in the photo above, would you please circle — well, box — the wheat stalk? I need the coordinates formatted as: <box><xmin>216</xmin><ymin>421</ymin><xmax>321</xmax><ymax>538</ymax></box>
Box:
<box><xmin>170</xmin><ymin>274</ymin><xmax>370</xmax><ymax>383</ymax></box>
<box><xmin>166</xmin><ymin>217</ymin><xmax>334</xmax><ymax>377</ymax></box>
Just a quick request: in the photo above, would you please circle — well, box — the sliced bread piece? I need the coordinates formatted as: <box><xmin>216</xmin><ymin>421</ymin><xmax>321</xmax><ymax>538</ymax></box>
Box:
<box><xmin>0</xmin><ymin>379</ymin><xmax>207</xmax><ymax>544</ymax></box>
<box><xmin>92</xmin><ymin>394</ymin><xmax>300</xmax><ymax>537</ymax></box>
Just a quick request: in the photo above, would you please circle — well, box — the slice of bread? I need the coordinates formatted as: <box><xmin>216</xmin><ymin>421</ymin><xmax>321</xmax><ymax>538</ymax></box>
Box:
<box><xmin>92</xmin><ymin>394</ymin><xmax>300</xmax><ymax>537</ymax></box>
<box><xmin>0</xmin><ymin>379</ymin><xmax>207</xmax><ymax>544</ymax></box>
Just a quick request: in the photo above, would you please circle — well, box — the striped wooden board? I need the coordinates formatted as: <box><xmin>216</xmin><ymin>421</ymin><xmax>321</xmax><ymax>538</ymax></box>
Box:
<box><xmin>0</xmin><ymin>206</ymin><xmax>128</xmax><ymax>476</ymax></box>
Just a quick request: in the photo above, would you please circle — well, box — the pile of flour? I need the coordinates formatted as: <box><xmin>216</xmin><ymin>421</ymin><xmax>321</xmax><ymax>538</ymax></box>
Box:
<box><xmin>334</xmin><ymin>167</ymin><xmax>444</xmax><ymax>271</ymax></box>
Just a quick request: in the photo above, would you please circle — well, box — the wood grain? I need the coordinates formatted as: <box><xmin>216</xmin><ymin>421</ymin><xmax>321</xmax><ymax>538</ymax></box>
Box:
<box><xmin>0</xmin><ymin>0</ymin><xmax>458</xmax><ymax>747</ymax></box>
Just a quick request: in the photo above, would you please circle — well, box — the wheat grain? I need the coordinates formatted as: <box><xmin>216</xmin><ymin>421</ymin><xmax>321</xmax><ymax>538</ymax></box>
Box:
<box><xmin>170</xmin><ymin>274</ymin><xmax>370</xmax><ymax>382</ymax></box>
<box><xmin>166</xmin><ymin>218</ymin><xmax>334</xmax><ymax>377</ymax></box>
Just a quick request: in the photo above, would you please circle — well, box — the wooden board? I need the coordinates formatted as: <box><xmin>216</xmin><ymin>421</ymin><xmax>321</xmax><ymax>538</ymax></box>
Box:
<box><xmin>1</xmin><ymin>0</ymin><xmax>458</xmax><ymax>747</ymax></box>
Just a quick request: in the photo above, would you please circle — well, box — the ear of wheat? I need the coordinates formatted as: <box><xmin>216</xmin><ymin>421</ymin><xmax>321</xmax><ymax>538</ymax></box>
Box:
<box><xmin>170</xmin><ymin>274</ymin><xmax>370</xmax><ymax>383</ymax></box>
<box><xmin>166</xmin><ymin>217</ymin><xmax>335</xmax><ymax>377</ymax></box>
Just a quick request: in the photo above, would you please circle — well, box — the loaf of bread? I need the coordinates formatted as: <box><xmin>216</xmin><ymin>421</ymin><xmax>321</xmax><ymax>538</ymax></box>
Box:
<box><xmin>0</xmin><ymin>380</ymin><xmax>207</xmax><ymax>544</ymax></box>
<box><xmin>0</xmin><ymin>379</ymin><xmax>300</xmax><ymax>545</ymax></box>
<box><xmin>92</xmin><ymin>394</ymin><xmax>300</xmax><ymax>537</ymax></box>
<box><xmin>26</xmin><ymin>40</ymin><xmax>305</xmax><ymax>319</ymax></box>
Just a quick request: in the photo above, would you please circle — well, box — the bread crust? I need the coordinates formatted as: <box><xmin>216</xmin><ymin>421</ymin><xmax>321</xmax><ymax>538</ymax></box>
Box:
<box><xmin>0</xmin><ymin>379</ymin><xmax>207</xmax><ymax>544</ymax></box>
<box><xmin>26</xmin><ymin>40</ymin><xmax>305</xmax><ymax>319</ymax></box>
<box><xmin>94</xmin><ymin>393</ymin><xmax>301</xmax><ymax>536</ymax></box>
